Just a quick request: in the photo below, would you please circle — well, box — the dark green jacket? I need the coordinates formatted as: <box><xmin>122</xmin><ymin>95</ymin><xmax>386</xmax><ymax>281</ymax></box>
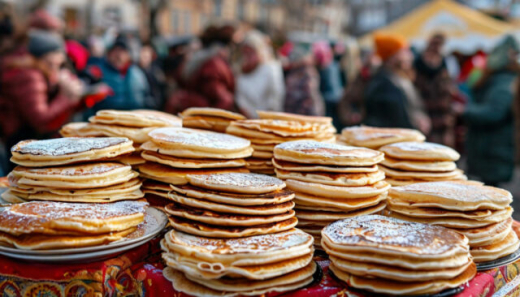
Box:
<box><xmin>465</xmin><ymin>71</ymin><xmax>516</xmax><ymax>183</ymax></box>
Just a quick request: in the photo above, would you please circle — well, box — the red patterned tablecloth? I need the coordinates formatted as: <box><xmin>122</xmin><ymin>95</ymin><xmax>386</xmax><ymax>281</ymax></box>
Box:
<box><xmin>1</xmin><ymin>230</ymin><xmax>520</xmax><ymax>297</ymax></box>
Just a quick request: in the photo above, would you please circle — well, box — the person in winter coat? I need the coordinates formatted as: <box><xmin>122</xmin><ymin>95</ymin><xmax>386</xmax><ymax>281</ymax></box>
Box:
<box><xmin>414</xmin><ymin>33</ymin><xmax>458</xmax><ymax>147</ymax></box>
<box><xmin>363</xmin><ymin>32</ymin><xmax>430</xmax><ymax>134</ymax></box>
<box><xmin>236</xmin><ymin>30</ymin><xmax>284</xmax><ymax>118</ymax></box>
<box><xmin>459</xmin><ymin>35</ymin><xmax>519</xmax><ymax>186</ymax></box>
<box><xmin>165</xmin><ymin>24</ymin><xmax>237</xmax><ymax>114</ymax></box>
<box><xmin>84</xmin><ymin>35</ymin><xmax>152</xmax><ymax>117</ymax></box>
<box><xmin>283</xmin><ymin>47</ymin><xmax>325</xmax><ymax>116</ymax></box>
<box><xmin>0</xmin><ymin>30</ymin><xmax>83</xmax><ymax>167</ymax></box>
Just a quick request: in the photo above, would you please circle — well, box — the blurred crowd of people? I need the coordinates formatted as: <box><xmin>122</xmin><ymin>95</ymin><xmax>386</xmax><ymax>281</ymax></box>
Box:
<box><xmin>0</xmin><ymin>8</ymin><xmax>519</xmax><ymax>187</ymax></box>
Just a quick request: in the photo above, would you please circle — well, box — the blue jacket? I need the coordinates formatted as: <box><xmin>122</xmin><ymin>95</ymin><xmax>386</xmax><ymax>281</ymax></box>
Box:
<box><xmin>85</xmin><ymin>59</ymin><xmax>152</xmax><ymax>117</ymax></box>
<box><xmin>318</xmin><ymin>62</ymin><xmax>343</xmax><ymax>103</ymax></box>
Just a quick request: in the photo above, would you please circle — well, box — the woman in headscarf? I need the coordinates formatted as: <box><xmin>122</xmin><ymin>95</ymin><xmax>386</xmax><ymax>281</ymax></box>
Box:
<box><xmin>460</xmin><ymin>35</ymin><xmax>519</xmax><ymax>186</ymax></box>
<box><xmin>235</xmin><ymin>29</ymin><xmax>284</xmax><ymax>118</ymax></box>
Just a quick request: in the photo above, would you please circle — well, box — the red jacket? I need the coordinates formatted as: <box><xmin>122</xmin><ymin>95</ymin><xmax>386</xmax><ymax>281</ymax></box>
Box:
<box><xmin>0</xmin><ymin>52</ymin><xmax>77</xmax><ymax>141</ymax></box>
<box><xmin>165</xmin><ymin>51</ymin><xmax>235</xmax><ymax>114</ymax></box>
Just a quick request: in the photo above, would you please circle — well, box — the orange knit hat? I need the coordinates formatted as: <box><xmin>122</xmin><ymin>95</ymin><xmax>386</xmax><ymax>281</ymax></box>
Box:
<box><xmin>374</xmin><ymin>32</ymin><xmax>408</xmax><ymax>61</ymax></box>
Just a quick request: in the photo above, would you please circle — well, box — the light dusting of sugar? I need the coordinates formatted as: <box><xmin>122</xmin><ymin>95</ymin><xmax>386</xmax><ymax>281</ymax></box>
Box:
<box><xmin>342</xmin><ymin>126</ymin><xmax>421</xmax><ymax>141</ymax></box>
<box><xmin>393</xmin><ymin>182</ymin><xmax>512</xmax><ymax>203</ymax></box>
<box><xmin>13</xmin><ymin>137</ymin><xmax>129</xmax><ymax>156</ymax></box>
<box><xmin>276</xmin><ymin>140</ymin><xmax>380</xmax><ymax>159</ymax></box>
<box><xmin>323</xmin><ymin>214</ymin><xmax>465</xmax><ymax>255</ymax></box>
<box><xmin>173</xmin><ymin>229</ymin><xmax>311</xmax><ymax>254</ymax></box>
<box><xmin>189</xmin><ymin>173</ymin><xmax>284</xmax><ymax>189</ymax></box>
<box><xmin>384</xmin><ymin>141</ymin><xmax>452</xmax><ymax>152</ymax></box>
<box><xmin>149</xmin><ymin>128</ymin><xmax>250</xmax><ymax>150</ymax></box>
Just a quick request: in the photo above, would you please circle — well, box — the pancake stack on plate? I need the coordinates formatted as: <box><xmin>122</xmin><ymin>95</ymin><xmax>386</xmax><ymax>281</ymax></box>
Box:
<box><xmin>323</xmin><ymin>215</ymin><xmax>476</xmax><ymax>296</ymax></box>
<box><xmin>60</xmin><ymin>109</ymin><xmax>182</xmax><ymax>166</ymax></box>
<box><xmin>226</xmin><ymin>111</ymin><xmax>336</xmax><ymax>175</ymax></box>
<box><xmin>0</xmin><ymin>200</ymin><xmax>147</xmax><ymax>250</ymax></box>
<box><xmin>386</xmin><ymin>181</ymin><xmax>518</xmax><ymax>262</ymax></box>
<box><xmin>161</xmin><ymin>172</ymin><xmax>316</xmax><ymax>296</ymax></box>
<box><xmin>138</xmin><ymin>128</ymin><xmax>252</xmax><ymax>207</ymax></box>
<box><xmin>379</xmin><ymin>142</ymin><xmax>466</xmax><ymax>186</ymax></box>
<box><xmin>165</xmin><ymin>173</ymin><xmax>298</xmax><ymax>237</ymax></box>
<box><xmin>273</xmin><ymin>140</ymin><xmax>389</xmax><ymax>249</ymax></box>
<box><xmin>3</xmin><ymin>137</ymin><xmax>144</xmax><ymax>204</ymax></box>
<box><xmin>180</xmin><ymin>107</ymin><xmax>246</xmax><ymax>132</ymax></box>
<box><xmin>161</xmin><ymin>229</ymin><xmax>317</xmax><ymax>296</ymax></box>
<box><xmin>338</xmin><ymin>126</ymin><xmax>425</xmax><ymax>149</ymax></box>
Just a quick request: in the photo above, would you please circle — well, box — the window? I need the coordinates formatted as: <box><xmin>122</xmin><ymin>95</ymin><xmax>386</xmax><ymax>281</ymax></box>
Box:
<box><xmin>171</xmin><ymin>10</ymin><xmax>180</xmax><ymax>33</ymax></box>
<box><xmin>184</xmin><ymin>11</ymin><xmax>191</xmax><ymax>33</ymax></box>
<box><xmin>237</xmin><ymin>1</ymin><xmax>245</xmax><ymax>20</ymax></box>
<box><xmin>214</xmin><ymin>0</ymin><xmax>222</xmax><ymax>17</ymax></box>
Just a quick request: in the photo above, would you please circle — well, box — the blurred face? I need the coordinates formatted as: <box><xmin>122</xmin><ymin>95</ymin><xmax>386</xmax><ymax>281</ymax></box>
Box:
<box><xmin>391</xmin><ymin>48</ymin><xmax>414</xmax><ymax>71</ymax></box>
<box><xmin>240</xmin><ymin>44</ymin><xmax>260</xmax><ymax>73</ymax></box>
<box><xmin>428</xmin><ymin>36</ymin><xmax>445</xmax><ymax>53</ymax></box>
<box><xmin>139</xmin><ymin>46</ymin><xmax>154</xmax><ymax>69</ymax></box>
<box><xmin>107</xmin><ymin>47</ymin><xmax>131</xmax><ymax>71</ymax></box>
<box><xmin>38</xmin><ymin>51</ymin><xmax>65</xmax><ymax>84</ymax></box>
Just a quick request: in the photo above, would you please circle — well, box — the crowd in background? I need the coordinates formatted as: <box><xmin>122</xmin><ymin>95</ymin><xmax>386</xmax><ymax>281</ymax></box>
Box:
<box><xmin>0</xmin><ymin>8</ymin><xmax>519</xmax><ymax>187</ymax></box>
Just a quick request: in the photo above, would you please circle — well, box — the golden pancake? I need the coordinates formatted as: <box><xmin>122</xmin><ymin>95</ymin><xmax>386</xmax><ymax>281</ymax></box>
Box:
<box><xmin>116</xmin><ymin>152</ymin><xmax>146</xmax><ymax>165</ymax></box>
<box><xmin>141</xmin><ymin>141</ymin><xmax>253</xmax><ymax>159</ymax></box>
<box><xmin>387</xmin><ymin>203</ymin><xmax>508</xmax><ymax>220</ymax></box>
<box><xmin>182</xmin><ymin>115</ymin><xmax>234</xmax><ymax>132</ymax></box>
<box><xmin>168</xmin><ymin>192</ymin><xmax>294</xmax><ymax>215</ymax></box>
<box><xmin>380</xmin><ymin>165</ymin><xmax>463</xmax><ymax>180</ymax></box>
<box><xmin>252</xmin><ymin>150</ymin><xmax>273</xmax><ymax>159</ymax></box>
<box><xmin>138</xmin><ymin>162</ymin><xmax>248</xmax><ymax>185</ymax></box>
<box><xmin>70</xmin><ymin>123</ymin><xmax>154</xmax><ymax>143</ymax></box>
<box><xmin>163</xmin><ymin>263</ymin><xmax>315</xmax><ymax>297</ymax></box>
<box><xmin>170</xmin><ymin>184</ymin><xmax>294</xmax><ymax>206</ymax></box>
<box><xmin>165</xmin><ymin>203</ymin><xmax>295</xmax><ymax>226</ymax></box>
<box><xmin>11</xmin><ymin>137</ymin><xmax>134</xmax><ymax>167</ymax></box>
<box><xmin>59</xmin><ymin>122</ymin><xmax>103</xmax><ymax>137</ymax></box>
<box><xmin>168</xmin><ymin>216</ymin><xmax>298</xmax><ymax>238</ymax></box>
<box><xmin>293</xmin><ymin>192</ymin><xmax>386</xmax><ymax>211</ymax></box>
<box><xmin>227</xmin><ymin>124</ymin><xmax>334</xmax><ymax>142</ymax></box>
<box><xmin>162</xmin><ymin>228</ymin><xmax>313</xmax><ymax>266</ymax></box>
<box><xmin>330</xmin><ymin>262</ymin><xmax>476</xmax><ymax>296</ymax></box>
<box><xmin>389</xmin><ymin>181</ymin><xmax>513</xmax><ymax>211</ymax></box>
<box><xmin>12</xmin><ymin>177</ymin><xmax>142</xmax><ymax>196</ymax></box>
<box><xmin>470</xmin><ymin>230</ymin><xmax>520</xmax><ymax>262</ymax></box>
<box><xmin>251</xmin><ymin>143</ymin><xmax>276</xmax><ymax>151</ymax></box>
<box><xmin>330</xmin><ymin>255</ymin><xmax>472</xmax><ymax>282</ymax></box>
<box><xmin>162</xmin><ymin>251</ymin><xmax>313</xmax><ymax>280</ymax></box>
<box><xmin>90</xmin><ymin>109</ymin><xmax>182</xmax><ymax>127</ymax></box>
<box><xmin>233</xmin><ymin>119</ymin><xmax>335</xmax><ymax>137</ymax></box>
<box><xmin>381</xmin><ymin>156</ymin><xmax>457</xmax><ymax>172</ymax></box>
<box><xmin>149</xmin><ymin>127</ymin><xmax>251</xmax><ymax>153</ymax></box>
<box><xmin>275</xmin><ymin>169</ymin><xmax>385</xmax><ymax>186</ymax></box>
<box><xmin>186</xmin><ymin>173</ymin><xmax>285</xmax><ymax>194</ymax></box>
<box><xmin>295</xmin><ymin>202</ymin><xmax>386</xmax><ymax>221</ymax></box>
<box><xmin>294</xmin><ymin>204</ymin><xmax>345</xmax><ymax>212</ymax></box>
<box><xmin>273</xmin><ymin>158</ymin><xmax>378</xmax><ymax>173</ymax></box>
<box><xmin>257</xmin><ymin>110</ymin><xmax>332</xmax><ymax>124</ymax></box>
<box><xmin>453</xmin><ymin>218</ymin><xmax>513</xmax><ymax>247</ymax></box>
<box><xmin>180</xmin><ymin>107</ymin><xmax>246</xmax><ymax>120</ymax></box>
<box><xmin>1</xmin><ymin>191</ymin><xmax>27</xmax><ymax>204</ymax></box>
<box><xmin>322</xmin><ymin>215</ymin><xmax>469</xmax><ymax>259</ymax></box>
<box><xmin>286</xmin><ymin>179</ymin><xmax>390</xmax><ymax>199</ymax></box>
<box><xmin>380</xmin><ymin>141</ymin><xmax>460</xmax><ymax>161</ymax></box>
<box><xmin>274</xmin><ymin>140</ymin><xmax>383</xmax><ymax>166</ymax></box>
<box><xmin>0</xmin><ymin>201</ymin><xmax>147</xmax><ymax>235</ymax></box>
<box><xmin>0</xmin><ymin>227</ymin><xmax>136</xmax><ymax>250</ymax></box>
<box><xmin>339</xmin><ymin>126</ymin><xmax>425</xmax><ymax>149</ymax></box>
<box><xmin>141</xmin><ymin>151</ymin><xmax>246</xmax><ymax>169</ymax></box>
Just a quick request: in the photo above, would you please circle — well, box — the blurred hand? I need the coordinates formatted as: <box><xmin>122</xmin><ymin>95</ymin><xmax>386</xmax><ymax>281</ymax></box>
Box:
<box><xmin>59</xmin><ymin>70</ymin><xmax>83</xmax><ymax>102</ymax></box>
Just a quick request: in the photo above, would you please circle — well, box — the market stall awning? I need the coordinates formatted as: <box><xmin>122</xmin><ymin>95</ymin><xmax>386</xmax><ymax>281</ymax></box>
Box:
<box><xmin>359</xmin><ymin>0</ymin><xmax>514</xmax><ymax>54</ymax></box>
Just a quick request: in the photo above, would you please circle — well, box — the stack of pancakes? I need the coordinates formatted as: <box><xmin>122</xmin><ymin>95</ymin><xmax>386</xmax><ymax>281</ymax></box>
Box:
<box><xmin>60</xmin><ymin>109</ymin><xmax>182</xmax><ymax>166</ymax></box>
<box><xmin>379</xmin><ymin>142</ymin><xmax>466</xmax><ymax>186</ymax></box>
<box><xmin>160</xmin><ymin>172</ymin><xmax>316</xmax><ymax>295</ymax></box>
<box><xmin>165</xmin><ymin>173</ymin><xmax>298</xmax><ymax>237</ymax></box>
<box><xmin>3</xmin><ymin>137</ymin><xmax>144</xmax><ymax>204</ymax></box>
<box><xmin>273</xmin><ymin>140</ymin><xmax>389</xmax><ymax>249</ymax></box>
<box><xmin>226</xmin><ymin>111</ymin><xmax>336</xmax><ymax>175</ymax></box>
<box><xmin>139</xmin><ymin>128</ymin><xmax>252</xmax><ymax>206</ymax></box>
<box><xmin>323</xmin><ymin>215</ymin><xmax>476</xmax><ymax>296</ymax></box>
<box><xmin>386</xmin><ymin>181</ymin><xmax>518</xmax><ymax>262</ymax></box>
<box><xmin>161</xmin><ymin>229</ymin><xmax>316</xmax><ymax>296</ymax></box>
<box><xmin>180</xmin><ymin>107</ymin><xmax>245</xmax><ymax>132</ymax></box>
<box><xmin>0</xmin><ymin>200</ymin><xmax>147</xmax><ymax>250</ymax></box>
<box><xmin>338</xmin><ymin>126</ymin><xmax>425</xmax><ymax>149</ymax></box>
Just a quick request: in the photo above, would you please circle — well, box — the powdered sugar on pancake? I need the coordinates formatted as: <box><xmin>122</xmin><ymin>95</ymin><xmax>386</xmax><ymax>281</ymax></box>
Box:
<box><xmin>150</xmin><ymin>128</ymin><xmax>250</xmax><ymax>150</ymax></box>
<box><xmin>14</xmin><ymin>163</ymin><xmax>127</xmax><ymax>176</ymax></box>
<box><xmin>12</xmin><ymin>137</ymin><xmax>129</xmax><ymax>156</ymax></box>
<box><xmin>275</xmin><ymin>140</ymin><xmax>381</xmax><ymax>159</ymax></box>
<box><xmin>391</xmin><ymin>182</ymin><xmax>512</xmax><ymax>204</ymax></box>
<box><xmin>188</xmin><ymin>173</ymin><xmax>284</xmax><ymax>189</ymax></box>
<box><xmin>323</xmin><ymin>215</ymin><xmax>467</xmax><ymax>255</ymax></box>
<box><xmin>169</xmin><ymin>229</ymin><xmax>312</xmax><ymax>254</ymax></box>
<box><xmin>384</xmin><ymin>142</ymin><xmax>451</xmax><ymax>152</ymax></box>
